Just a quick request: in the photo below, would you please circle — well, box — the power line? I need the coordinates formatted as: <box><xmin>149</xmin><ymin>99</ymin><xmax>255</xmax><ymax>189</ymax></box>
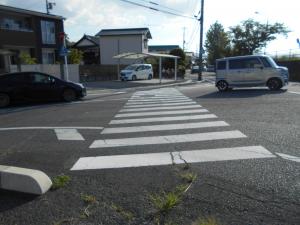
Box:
<box><xmin>120</xmin><ymin>0</ymin><xmax>196</xmax><ymax>20</ymax></box>
<box><xmin>136</xmin><ymin>0</ymin><xmax>184</xmax><ymax>13</ymax></box>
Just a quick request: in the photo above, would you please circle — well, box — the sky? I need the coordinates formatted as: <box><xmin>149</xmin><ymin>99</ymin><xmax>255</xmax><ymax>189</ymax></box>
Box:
<box><xmin>1</xmin><ymin>0</ymin><xmax>299</xmax><ymax>56</ymax></box>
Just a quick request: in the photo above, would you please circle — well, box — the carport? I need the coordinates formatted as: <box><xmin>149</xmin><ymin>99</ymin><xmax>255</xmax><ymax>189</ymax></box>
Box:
<box><xmin>113</xmin><ymin>52</ymin><xmax>180</xmax><ymax>83</ymax></box>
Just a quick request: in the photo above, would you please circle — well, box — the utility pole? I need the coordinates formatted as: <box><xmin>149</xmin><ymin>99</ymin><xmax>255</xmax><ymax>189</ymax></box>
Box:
<box><xmin>183</xmin><ymin>27</ymin><xmax>186</xmax><ymax>51</ymax></box>
<box><xmin>198</xmin><ymin>0</ymin><xmax>204</xmax><ymax>81</ymax></box>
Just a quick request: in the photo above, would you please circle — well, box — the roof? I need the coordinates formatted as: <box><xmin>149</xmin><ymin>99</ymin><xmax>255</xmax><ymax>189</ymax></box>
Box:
<box><xmin>73</xmin><ymin>34</ymin><xmax>99</xmax><ymax>47</ymax></box>
<box><xmin>113</xmin><ymin>52</ymin><xmax>180</xmax><ymax>59</ymax></box>
<box><xmin>0</xmin><ymin>4</ymin><xmax>65</xmax><ymax>20</ymax></box>
<box><xmin>149</xmin><ymin>45</ymin><xmax>180</xmax><ymax>52</ymax></box>
<box><xmin>96</xmin><ymin>28</ymin><xmax>152</xmax><ymax>39</ymax></box>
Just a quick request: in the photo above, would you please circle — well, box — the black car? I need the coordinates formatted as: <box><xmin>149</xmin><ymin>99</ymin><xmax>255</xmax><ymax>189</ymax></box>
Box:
<box><xmin>0</xmin><ymin>71</ymin><xmax>86</xmax><ymax>107</ymax></box>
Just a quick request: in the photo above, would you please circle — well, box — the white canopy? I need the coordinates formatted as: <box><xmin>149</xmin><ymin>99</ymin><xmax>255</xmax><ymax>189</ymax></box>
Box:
<box><xmin>113</xmin><ymin>52</ymin><xmax>180</xmax><ymax>83</ymax></box>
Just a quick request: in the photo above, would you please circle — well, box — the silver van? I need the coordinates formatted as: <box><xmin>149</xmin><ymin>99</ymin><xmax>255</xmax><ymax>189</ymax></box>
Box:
<box><xmin>215</xmin><ymin>55</ymin><xmax>289</xmax><ymax>91</ymax></box>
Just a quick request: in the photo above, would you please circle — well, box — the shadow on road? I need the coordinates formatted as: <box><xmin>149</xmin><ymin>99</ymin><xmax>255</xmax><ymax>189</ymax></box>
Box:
<box><xmin>197</xmin><ymin>88</ymin><xmax>287</xmax><ymax>99</ymax></box>
<box><xmin>0</xmin><ymin>189</ymin><xmax>37</xmax><ymax>213</ymax></box>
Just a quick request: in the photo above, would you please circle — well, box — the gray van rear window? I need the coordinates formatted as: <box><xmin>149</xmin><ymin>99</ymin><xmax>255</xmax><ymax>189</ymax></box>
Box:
<box><xmin>217</xmin><ymin>61</ymin><xmax>226</xmax><ymax>70</ymax></box>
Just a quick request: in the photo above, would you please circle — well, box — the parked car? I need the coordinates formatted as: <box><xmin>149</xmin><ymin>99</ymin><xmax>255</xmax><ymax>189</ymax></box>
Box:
<box><xmin>0</xmin><ymin>71</ymin><xmax>86</xmax><ymax>107</ymax></box>
<box><xmin>215</xmin><ymin>55</ymin><xmax>289</xmax><ymax>91</ymax></box>
<box><xmin>206</xmin><ymin>65</ymin><xmax>215</xmax><ymax>72</ymax></box>
<box><xmin>191</xmin><ymin>65</ymin><xmax>207</xmax><ymax>74</ymax></box>
<box><xmin>120</xmin><ymin>64</ymin><xmax>153</xmax><ymax>81</ymax></box>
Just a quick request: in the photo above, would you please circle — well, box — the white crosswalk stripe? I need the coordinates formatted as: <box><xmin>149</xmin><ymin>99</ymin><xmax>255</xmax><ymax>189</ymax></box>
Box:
<box><xmin>115</xmin><ymin>109</ymin><xmax>209</xmax><ymax>118</ymax></box>
<box><xmin>90</xmin><ymin>130</ymin><xmax>246</xmax><ymax>148</ymax></box>
<box><xmin>126</xmin><ymin>99</ymin><xmax>194</xmax><ymax>105</ymax></box>
<box><xmin>124</xmin><ymin>102</ymin><xmax>198</xmax><ymax>108</ymax></box>
<box><xmin>71</xmin><ymin>146</ymin><xmax>275</xmax><ymax>170</ymax></box>
<box><xmin>102</xmin><ymin>121</ymin><xmax>229</xmax><ymax>134</ymax></box>
<box><xmin>110</xmin><ymin>114</ymin><xmax>218</xmax><ymax>124</ymax></box>
<box><xmin>72</xmin><ymin>88</ymin><xmax>275</xmax><ymax>171</ymax></box>
<box><xmin>120</xmin><ymin>105</ymin><xmax>202</xmax><ymax>112</ymax></box>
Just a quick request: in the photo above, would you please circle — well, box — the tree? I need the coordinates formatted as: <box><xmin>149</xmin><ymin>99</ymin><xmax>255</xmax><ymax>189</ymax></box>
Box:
<box><xmin>229</xmin><ymin>19</ymin><xmax>289</xmax><ymax>55</ymax></box>
<box><xmin>205</xmin><ymin>21</ymin><xmax>231</xmax><ymax>65</ymax></box>
<box><xmin>19</xmin><ymin>52</ymin><xmax>37</xmax><ymax>65</ymax></box>
<box><xmin>163</xmin><ymin>48</ymin><xmax>186</xmax><ymax>69</ymax></box>
<box><xmin>68</xmin><ymin>48</ymin><xmax>83</xmax><ymax>64</ymax></box>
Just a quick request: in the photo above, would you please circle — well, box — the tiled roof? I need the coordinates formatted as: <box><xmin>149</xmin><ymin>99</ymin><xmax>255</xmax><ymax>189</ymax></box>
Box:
<box><xmin>96</xmin><ymin>28</ymin><xmax>152</xmax><ymax>39</ymax></box>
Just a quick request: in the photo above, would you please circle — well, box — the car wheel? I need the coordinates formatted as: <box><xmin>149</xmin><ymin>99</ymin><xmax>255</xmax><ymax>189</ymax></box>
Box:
<box><xmin>132</xmin><ymin>75</ymin><xmax>137</xmax><ymax>81</ymax></box>
<box><xmin>267</xmin><ymin>78</ymin><xmax>282</xmax><ymax>90</ymax></box>
<box><xmin>148</xmin><ymin>74</ymin><xmax>152</xmax><ymax>80</ymax></box>
<box><xmin>62</xmin><ymin>89</ymin><xmax>77</xmax><ymax>102</ymax></box>
<box><xmin>0</xmin><ymin>93</ymin><xmax>10</xmax><ymax>108</ymax></box>
<box><xmin>216</xmin><ymin>80</ymin><xmax>229</xmax><ymax>92</ymax></box>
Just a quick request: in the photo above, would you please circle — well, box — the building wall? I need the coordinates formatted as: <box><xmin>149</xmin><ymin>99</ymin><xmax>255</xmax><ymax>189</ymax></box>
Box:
<box><xmin>0</xmin><ymin>8</ymin><xmax>64</xmax><ymax>66</ymax></box>
<box><xmin>100</xmin><ymin>35</ymin><xmax>142</xmax><ymax>65</ymax></box>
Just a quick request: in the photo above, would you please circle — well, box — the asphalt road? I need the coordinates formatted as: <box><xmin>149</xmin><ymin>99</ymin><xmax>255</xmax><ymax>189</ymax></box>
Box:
<box><xmin>0</xmin><ymin>78</ymin><xmax>299</xmax><ymax>225</ymax></box>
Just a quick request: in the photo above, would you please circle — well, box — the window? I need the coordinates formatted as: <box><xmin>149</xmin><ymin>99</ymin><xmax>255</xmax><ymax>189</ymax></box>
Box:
<box><xmin>259</xmin><ymin>57</ymin><xmax>271</xmax><ymax>67</ymax></box>
<box><xmin>28</xmin><ymin>73</ymin><xmax>53</xmax><ymax>84</ymax></box>
<box><xmin>42</xmin><ymin>49</ymin><xmax>55</xmax><ymax>64</ymax></box>
<box><xmin>229</xmin><ymin>57</ymin><xmax>262</xmax><ymax>69</ymax></box>
<box><xmin>41</xmin><ymin>20</ymin><xmax>55</xmax><ymax>44</ymax></box>
<box><xmin>217</xmin><ymin>61</ymin><xmax>226</xmax><ymax>70</ymax></box>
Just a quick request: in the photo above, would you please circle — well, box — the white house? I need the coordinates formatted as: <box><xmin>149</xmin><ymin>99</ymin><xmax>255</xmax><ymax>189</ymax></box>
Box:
<box><xmin>96</xmin><ymin>28</ymin><xmax>152</xmax><ymax>65</ymax></box>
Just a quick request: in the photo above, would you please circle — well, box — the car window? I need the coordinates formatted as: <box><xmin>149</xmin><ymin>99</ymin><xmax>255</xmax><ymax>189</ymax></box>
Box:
<box><xmin>28</xmin><ymin>73</ymin><xmax>54</xmax><ymax>84</ymax></box>
<box><xmin>259</xmin><ymin>57</ymin><xmax>272</xmax><ymax>67</ymax></box>
<box><xmin>229</xmin><ymin>59</ymin><xmax>244</xmax><ymax>69</ymax></box>
<box><xmin>229</xmin><ymin>58</ymin><xmax>262</xmax><ymax>69</ymax></box>
<box><xmin>217</xmin><ymin>61</ymin><xmax>226</xmax><ymax>70</ymax></box>
<box><xmin>244</xmin><ymin>57</ymin><xmax>262</xmax><ymax>68</ymax></box>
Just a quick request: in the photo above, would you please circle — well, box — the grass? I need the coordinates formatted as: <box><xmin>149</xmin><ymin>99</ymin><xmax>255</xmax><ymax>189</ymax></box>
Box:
<box><xmin>192</xmin><ymin>217</ymin><xmax>220</xmax><ymax>225</ymax></box>
<box><xmin>150</xmin><ymin>191</ymin><xmax>181</xmax><ymax>214</ymax></box>
<box><xmin>51</xmin><ymin>174</ymin><xmax>71</xmax><ymax>190</ymax></box>
<box><xmin>111</xmin><ymin>203</ymin><xmax>134</xmax><ymax>222</ymax></box>
<box><xmin>81</xmin><ymin>194</ymin><xmax>97</xmax><ymax>204</ymax></box>
<box><xmin>180</xmin><ymin>172</ymin><xmax>197</xmax><ymax>184</ymax></box>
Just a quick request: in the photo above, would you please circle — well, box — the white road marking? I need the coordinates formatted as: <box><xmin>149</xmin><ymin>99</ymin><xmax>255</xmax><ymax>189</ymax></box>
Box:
<box><xmin>124</xmin><ymin>102</ymin><xmax>197</xmax><ymax>108</ymax></box>
<box><xmin>88</xmin><ymin>91</ymin><xmax>126</xmax><ymax>96</ymax></box>
<box><xmin>276</xmin><ymin>153</ymin><xmax>300</xmax><ymax>163</ymax></box>
<box><xmin>102</xmin><ymin>121</ymin><xmax>229</xmax><ymax>134</ymax></box>
<box><xmin>128</xmin><ymin>98</ymin><xmax>190</xmax><ymax>102</ymax></box>
<box><xmin>115</xmin><ymin>109</ymin><xmax>209</xmax><ymax>118</ymax></box>
<box><xmin>110</xmin><ymin>114</ymin><xmax>218</xmax><ymax>124</ymax></box>
<box><xmin>120</xmin><ymin>105</ymin><xmax>202</xmax><ymax>112</ymax></box>
<box><xmin>0</xmin><ymin>126</ymin><xmax>104</xmax><ymax>131</ymax></box>
<box><xmin>288</xmin><ymin>91</ymin><xmax>300</xmax><ymax>95</ymax></box>
<box><xmin>131</xmin><ymin>96</ymin><xmax>187</xmax><ymax>99</ymax></box>
<box><xmin>90</xmin><ymin>130</ymin><xmax>247</xmax><ymax>148</ymax></box>
<box><xmin>126</xmin><ymin>99</ymin><xmax>195</xmax><ymax>105</ymax></box>
<box><xmin>71</xmin><ymin>146</ymin><xmax>275</xmax><ymax>170</ymax></box>
<box><xmin>55</xmin><ymin>129</ymin><xmax>85</xmax><ymax>141</ymax></box>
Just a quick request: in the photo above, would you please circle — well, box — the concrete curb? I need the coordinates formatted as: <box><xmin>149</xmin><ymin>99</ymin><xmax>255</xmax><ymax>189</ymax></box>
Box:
<box><xmin>0</xmin><ymin>165</ymin><xmax>52</xmax><ymax>195</ymax></box>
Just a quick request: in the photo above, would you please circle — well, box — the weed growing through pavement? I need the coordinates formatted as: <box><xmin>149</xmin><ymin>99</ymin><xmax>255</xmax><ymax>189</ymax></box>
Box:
<box><xmin>180</xmin><ymin>172</ymin><xmax>197</xmax><ymax>184</ymax></box>
<box><xmin>150</xmin><ymin>191</ymin><xmax>181</xmax><ymax>215</ymax></box>
<box><xmin>111</xmin><ymin>203</ymin><xmax>135</xmax><ymax>222</ymax></box>
<box><xmin>81</xmin><ymin>194</ymin><xmax>97</xmax><ymax>204</ymax></box>
<box><xmin>192</xmin><ymin>217</ymin><xmax>220</xmax><ymax>225</ymax></box>
<box><xmin>51</xmin><ymin>174</ymin><xmax>71</xmax><ymax>190</ymax></box>
<box><xmin>80</xmin><ymin>194</ymin><xmax>99</xmax><ymax>218</ymax></box>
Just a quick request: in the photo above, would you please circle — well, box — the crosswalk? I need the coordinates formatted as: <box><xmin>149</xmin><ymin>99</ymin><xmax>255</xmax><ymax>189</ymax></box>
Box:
<box><xmin>71</xmin><ymin>88</ymin><xmax>276</xmax><ymax>171</ymax></box>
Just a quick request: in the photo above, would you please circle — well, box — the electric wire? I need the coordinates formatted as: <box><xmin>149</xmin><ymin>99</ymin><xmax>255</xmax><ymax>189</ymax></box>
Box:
<box><xmin>120</xmin><ymin>0</ymin><xmax>196</xmax><ymax>20</ymax></box>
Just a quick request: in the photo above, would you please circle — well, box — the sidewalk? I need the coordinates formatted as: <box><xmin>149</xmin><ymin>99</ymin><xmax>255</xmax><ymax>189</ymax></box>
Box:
<box><xmin>82</xmin><ymin>78</ymin><xmax>188</xmax><ymax>91</ymax></box>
